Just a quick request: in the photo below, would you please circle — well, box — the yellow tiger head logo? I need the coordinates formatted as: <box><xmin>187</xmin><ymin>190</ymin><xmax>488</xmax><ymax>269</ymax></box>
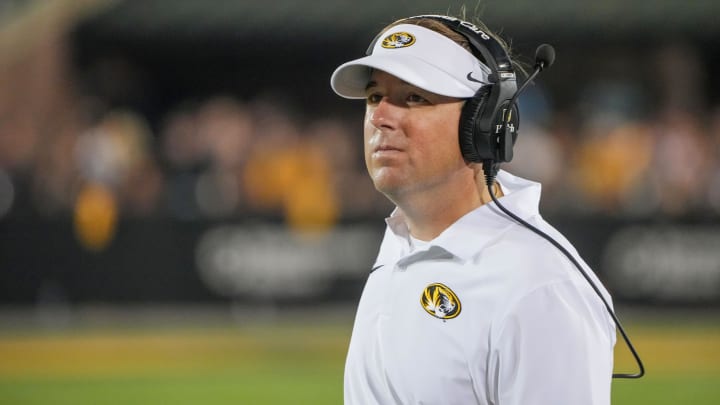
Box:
<box><xmin>381</xmin><ymin>32</ymin><xmax>416</xmax><ymax>49</ymax></box>
<box><xmin>420</xmin><ymin>283</ymin><xmax>461</xmax><ymax>320</ymax></box>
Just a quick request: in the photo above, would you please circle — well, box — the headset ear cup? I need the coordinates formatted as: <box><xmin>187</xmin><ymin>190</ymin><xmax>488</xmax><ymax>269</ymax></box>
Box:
<box><xmin>459</xmin><ymin>86</ymin><xmax>491</xmax><ymax>163</ymax></box>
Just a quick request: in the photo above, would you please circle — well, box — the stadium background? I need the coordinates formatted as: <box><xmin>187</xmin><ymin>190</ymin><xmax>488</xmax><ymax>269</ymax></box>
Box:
<box><xmin>0</xmin><ymin>0</ymin><xmax>719</xmax><ymax>403</ymax></box>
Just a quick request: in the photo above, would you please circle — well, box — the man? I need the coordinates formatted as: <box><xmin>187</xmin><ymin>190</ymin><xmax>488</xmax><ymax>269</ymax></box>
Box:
<box><xmin>330</xmin><ymin>15</ymin><xmax>616</xmax><ymax>405</ymax></box>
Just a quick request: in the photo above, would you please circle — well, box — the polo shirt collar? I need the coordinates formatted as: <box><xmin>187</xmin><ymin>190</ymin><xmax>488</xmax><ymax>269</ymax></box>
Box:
<box><xmin>377</xmin><ymin>170</ymin><xmax>542</xmax><ymax>265</ymax></box>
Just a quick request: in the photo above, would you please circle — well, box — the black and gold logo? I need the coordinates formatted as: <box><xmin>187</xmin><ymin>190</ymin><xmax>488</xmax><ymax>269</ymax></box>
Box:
<box><xmin>421</xmin><ymin>283</ymin><xmax>461</xmax><ymax>320</ymax></box>
<box><xmin>381</xmin><ymin>32</ymin><xmax>416</xmax><ymax>49</ymax></box>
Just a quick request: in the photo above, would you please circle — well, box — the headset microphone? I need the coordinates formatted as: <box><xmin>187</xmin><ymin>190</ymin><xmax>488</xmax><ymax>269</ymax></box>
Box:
<box><xmin>509</xmin><ymin>43</ymin><xmax>555</xmax><ymax>107</ymax></box>
<box><xmin>516</xmin><ymin>44</ymin><xmax>555</xmax><ymax>98</ymax></box>
<box><xmin>534</xmin><ymin>43</ymin><xmax>556</xmax><ymax>69</ymax></box>
<box><xmin>498</xmin><ymin>44</ymin><xmax>556</xmax><ymax>163</ymax></box>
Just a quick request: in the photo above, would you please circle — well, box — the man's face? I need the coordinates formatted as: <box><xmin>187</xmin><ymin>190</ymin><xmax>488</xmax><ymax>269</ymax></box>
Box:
<box><xmin>363</xmin><ymin>70</ymin><xmax>467</xmax><ymax>200</ymax></box>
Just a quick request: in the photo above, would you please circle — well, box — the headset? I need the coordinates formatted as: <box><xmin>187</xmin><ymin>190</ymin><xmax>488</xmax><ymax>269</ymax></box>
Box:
<box><xmin>368</xmin><ymin>14</ymin><xmax>520</xmax><ymax>164</ymax></box>
<box><xmin>369</xmin><ymin>15</ymin><xmax>645</xmax><ymax>379</ymax></box>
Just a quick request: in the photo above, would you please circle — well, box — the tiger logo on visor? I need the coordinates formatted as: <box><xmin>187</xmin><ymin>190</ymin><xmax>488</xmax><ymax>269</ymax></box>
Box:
<box><xmin>381</xmin><ymin>32</ymin><xmax>416</xmax><ymax>49</ymax></box>
<box><xmin>421</xmin><ymin>283</ymin><xmax>461</xmax><ymax>320</ymax></box>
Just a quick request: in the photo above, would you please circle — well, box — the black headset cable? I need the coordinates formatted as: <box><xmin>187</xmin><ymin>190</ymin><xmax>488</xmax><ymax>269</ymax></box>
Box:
<box><xmin>482</xmin><ymin>160</ymin><xmax>645</xmax><ymax>379</ymax></box>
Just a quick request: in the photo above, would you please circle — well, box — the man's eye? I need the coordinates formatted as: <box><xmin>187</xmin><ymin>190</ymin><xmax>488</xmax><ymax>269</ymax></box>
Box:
<box><xmin>407</xmin><ymin>93</ymin><xmax>428</xmax><ymax>104</ymax></box>
<box><xmin>366</xmin><ymin>94</ymin><xmax>382</xmax><ymax>104</ymax></box>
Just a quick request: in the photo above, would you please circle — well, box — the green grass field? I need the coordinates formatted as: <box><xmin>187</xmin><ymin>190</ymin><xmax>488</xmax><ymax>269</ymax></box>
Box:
<box><xmin>0</xmin><ymin>308</ymin><xmax>718</xmax><ymax>404</ymax></box>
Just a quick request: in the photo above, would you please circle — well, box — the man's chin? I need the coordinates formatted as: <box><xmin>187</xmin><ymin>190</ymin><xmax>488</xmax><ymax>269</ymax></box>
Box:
<box><xmin>371</xmin><ymin>180</ymin><xmax>408</xmax><ymax>204</ymax></box>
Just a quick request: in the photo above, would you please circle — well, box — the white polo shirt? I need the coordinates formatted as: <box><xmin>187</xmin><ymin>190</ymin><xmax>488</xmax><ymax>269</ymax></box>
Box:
<box><xmin>344</xmin><ymin>170</ymin><xmax>616</xmax><ymax>405</ymax></box>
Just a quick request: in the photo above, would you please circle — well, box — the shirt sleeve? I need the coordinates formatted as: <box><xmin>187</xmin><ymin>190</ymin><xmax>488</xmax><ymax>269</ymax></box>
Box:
<box><xmin>486</xmin><ymin>280</ymin><xmax>615</xmax><ymax>405</ymax></box>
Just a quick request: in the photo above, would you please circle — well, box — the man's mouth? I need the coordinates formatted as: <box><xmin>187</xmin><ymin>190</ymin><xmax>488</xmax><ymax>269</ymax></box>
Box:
<box><xmin>374</xmin><ymin>144</ymin><xmax>403</xmax><ymax>153</ymax></box>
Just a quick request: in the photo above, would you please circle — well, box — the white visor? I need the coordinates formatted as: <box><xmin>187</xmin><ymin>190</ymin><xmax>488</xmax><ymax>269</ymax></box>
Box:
<box><xmin>331</xmin><ymin>24</ymin><xmax>491</xmax><ymax>99</ymax></box>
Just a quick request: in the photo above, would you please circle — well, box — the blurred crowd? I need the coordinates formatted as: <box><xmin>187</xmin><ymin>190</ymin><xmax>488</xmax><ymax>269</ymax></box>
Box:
<box><xmin>2</xmin><ymin>11</ymin><xmax>720</xmax><ymax>254</ymax></box>
<box><xmin>507</xmin><ymin>92</ymin><xmax>720</xmax><ymax>218</ymax></box>
<box><xmin>4</xmin><ymin>84</ymin><xmax>720</xmax><ymax>227</ymax></box>
<box><xmin>0</xmin><ymin>92</ymin><xmax>390</xmax><ymax>226</ymax></box>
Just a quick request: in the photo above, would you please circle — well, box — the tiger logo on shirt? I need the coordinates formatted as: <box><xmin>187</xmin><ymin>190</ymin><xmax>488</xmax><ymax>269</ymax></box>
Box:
<box><xmin>421</xmin><ymin>283</ymin><xmax>461</xmax><ymax>320</ymax></box>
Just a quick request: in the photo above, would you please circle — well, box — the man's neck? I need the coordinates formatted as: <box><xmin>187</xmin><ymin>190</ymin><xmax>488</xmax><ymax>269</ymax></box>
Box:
<box><xmin>392</xmin><ymin>174</ymin><xmax>505</xmax><ymax>241</ymax></box>
<box><xmin>383</xmin><ymin>166</ymin><xmax>505</xmax><ymax>241</ymax></box>
<box><xmin>392</xmin><ymin>182</ymin><xmax>484</xmax><ymax>242</ymax></box>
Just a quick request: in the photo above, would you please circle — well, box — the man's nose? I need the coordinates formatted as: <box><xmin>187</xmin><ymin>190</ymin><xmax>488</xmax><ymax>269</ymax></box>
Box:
<box><xmin>369</xmin><ymin>98</ymin><xmax>400</xmax><ymax>130</ymax></box>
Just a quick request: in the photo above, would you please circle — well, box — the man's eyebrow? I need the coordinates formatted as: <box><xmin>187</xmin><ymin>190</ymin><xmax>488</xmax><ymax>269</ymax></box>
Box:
<box><xmin>365</xmin><ymin>79</ymin><xmax>412</xmax><ymax>91</ymax></box>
